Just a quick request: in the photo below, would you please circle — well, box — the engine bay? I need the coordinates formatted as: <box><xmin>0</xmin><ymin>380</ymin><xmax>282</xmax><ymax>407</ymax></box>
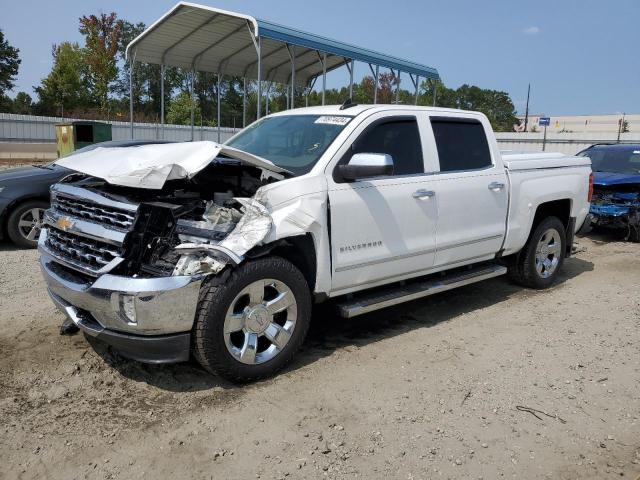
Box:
<box><xmin>62</xmin><ymin>160</ymin><xmax>280</xmax><ymax>278</ymax></box>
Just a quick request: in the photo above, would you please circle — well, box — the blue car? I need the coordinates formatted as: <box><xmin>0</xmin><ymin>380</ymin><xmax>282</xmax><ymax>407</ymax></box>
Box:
<box><xmin>577</xmin><ymin>144</ymin><xmax>640</xmax><ymax>242</ymax></box>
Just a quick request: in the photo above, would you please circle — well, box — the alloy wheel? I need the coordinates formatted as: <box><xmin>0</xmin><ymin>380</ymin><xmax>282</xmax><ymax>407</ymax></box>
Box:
<box><xmin>17</xmin><ymin>208</ymin><xmax>45</xmax><ymax>242</ymax></box>
<box><xmin>534</xmin><ymin>228</ymin><xmax>561</xmax><ymax>278</ymax></box>
<box><xmin>223</xmin><ymin>279</ymin><xmax>297</xmax><ymax>365</ymax></box>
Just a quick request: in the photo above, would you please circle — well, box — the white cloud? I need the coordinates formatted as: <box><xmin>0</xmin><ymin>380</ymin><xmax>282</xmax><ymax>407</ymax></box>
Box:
<box><xmin>522</xmin><ymin>26</ymin><xmax>541</xmax><ymax>35</ymax></box>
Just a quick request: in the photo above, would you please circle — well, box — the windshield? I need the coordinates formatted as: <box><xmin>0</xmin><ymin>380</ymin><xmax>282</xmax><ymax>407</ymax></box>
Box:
<box><xmin>226</xmin><ymin>115</ymin><xmax>352</xmax><ymax>175</ymax></box>
<box><xmin>579</xmin><ymin>146</ymin><xmax>640</xmax><ymax>174</ymax></box>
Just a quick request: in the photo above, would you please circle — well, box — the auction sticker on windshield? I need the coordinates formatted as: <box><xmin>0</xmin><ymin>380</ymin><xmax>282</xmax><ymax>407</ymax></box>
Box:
<box><xmin>314</xmin><ymin>116</ymin><xmax>351</xmax><ymax>125</ymax></box>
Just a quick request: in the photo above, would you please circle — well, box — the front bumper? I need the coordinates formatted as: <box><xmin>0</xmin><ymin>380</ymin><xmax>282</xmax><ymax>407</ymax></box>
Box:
<box><xmin>40</xmin><ymin>250</ymin><xmax>203</xmax><ymax>364</ymax></box>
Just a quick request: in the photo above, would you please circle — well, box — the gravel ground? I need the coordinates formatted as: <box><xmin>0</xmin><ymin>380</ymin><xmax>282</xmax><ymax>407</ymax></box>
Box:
<box><xmin>0</xmin><ymin>223</ymin><xmax>639</xmax><ymax>479</ymax></box>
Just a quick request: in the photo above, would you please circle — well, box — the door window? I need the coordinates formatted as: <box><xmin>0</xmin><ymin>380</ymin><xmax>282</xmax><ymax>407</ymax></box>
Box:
<box><xmin>431</xmin><ymin>118</ymin><xmax>492</xmax><ymax>172</ymax></box>
<box><xmin>340</xmin><ymin>118</ymin><xmax>424</xmax><ymax>177</ymax></box>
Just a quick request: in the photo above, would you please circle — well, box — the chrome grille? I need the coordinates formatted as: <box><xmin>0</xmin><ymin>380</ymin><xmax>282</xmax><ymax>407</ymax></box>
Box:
<box><xmin>46</xmin><ymin>227</ymin><xmax>123</xmax><ymax>272</ymax></box>
<box><xmin>52</xmin><ymin>194</ymin><xmax>136</xmax><ymax>230</ymax></box>
<box><xmin>41</xmin><ymin>185</ymin><xmax>139</xmax><ymax>276</ymax></box>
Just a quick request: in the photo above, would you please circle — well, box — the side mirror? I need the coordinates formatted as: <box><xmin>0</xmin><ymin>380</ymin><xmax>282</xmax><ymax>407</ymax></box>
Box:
<box><xmin>338</xmin><ymin>153</ymin><xmax>394</xmax><ymax>181</ymax></box>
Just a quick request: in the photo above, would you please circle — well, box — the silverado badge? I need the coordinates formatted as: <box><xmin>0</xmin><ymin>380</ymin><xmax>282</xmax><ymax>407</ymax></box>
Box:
<box><xmin>56</xmin><ymin>216</ymin><xmax>74</xmax><ymax>231</ymax></box>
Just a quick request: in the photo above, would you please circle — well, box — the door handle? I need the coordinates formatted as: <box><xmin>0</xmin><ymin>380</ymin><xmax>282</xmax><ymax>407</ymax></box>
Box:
<box><xmin>413</xmin><ymin>189</ymin><xmax>435</xmax><ymax>199</ymax></box>
<box><xmin>488</xmin><ymin>182</ymin><xmax>505</xmax><ymax>191</ymax></box>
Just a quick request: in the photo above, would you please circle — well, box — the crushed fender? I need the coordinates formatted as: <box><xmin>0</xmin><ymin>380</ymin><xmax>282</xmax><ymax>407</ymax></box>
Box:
<box><xmin>172</xmin><ymin>198</ymin><xmax>272</xmax><ymax>276</ymax></box>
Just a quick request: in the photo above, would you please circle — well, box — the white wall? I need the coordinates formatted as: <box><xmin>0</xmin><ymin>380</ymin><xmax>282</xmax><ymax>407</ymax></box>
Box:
<box><xmin>496</xmin><ymin>132</ymin><xmax>640</xmax><ymax>156</ymax></box>
<box><xmin>0</xmin><ymin>113</ymin><xmax>240</xmax><ymax>143</ymax></box>
<box><xmin>516</xmin><ymin>114</ymin><xmax>640</xmax><ymax>134</ymax></box>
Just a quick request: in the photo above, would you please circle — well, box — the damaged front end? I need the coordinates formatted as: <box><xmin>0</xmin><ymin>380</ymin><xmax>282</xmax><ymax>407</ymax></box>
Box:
<box><xmin>38</xmin><ymin>153</ymin><xmax>284</xmax><ymax>362</ymax></box>
<box><xmin>590</xmin><ymin>185</ymin><xmax>640</xmax><ymax>241</ymax></box>
<box><xmin>45</xmin><ymin>159</ymin><xmax>279</xmax><ymax>280</ymax></box>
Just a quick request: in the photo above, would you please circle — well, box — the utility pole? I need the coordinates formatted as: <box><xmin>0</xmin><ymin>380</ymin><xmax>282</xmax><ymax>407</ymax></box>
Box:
<box><xmin>523</xmin><ymin>83</ymin><xmax>530</xmax><ymax>133</ymax></box>
<box><xmin>617</xmin><ymin>113</ymin><xmax>625</xmax><ymax>143</ymax></box>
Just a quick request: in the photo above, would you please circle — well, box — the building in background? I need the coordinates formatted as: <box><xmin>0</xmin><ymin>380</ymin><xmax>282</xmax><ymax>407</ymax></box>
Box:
<box><xmin>516</xmin><ymin>114</ymin><xmax>639</xmax><ymax>133</ymax></box>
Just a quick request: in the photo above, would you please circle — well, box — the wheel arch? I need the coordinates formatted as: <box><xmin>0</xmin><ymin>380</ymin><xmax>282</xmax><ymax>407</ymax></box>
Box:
<box><xmin>532</xmin><ymin>198</ymin><xmax>572</xmax><ymax>230</ymax></box>
<box><xmin>245</xmin><ymin>233</ymin><xmax>318</xmax><ymax>296</ymax></box>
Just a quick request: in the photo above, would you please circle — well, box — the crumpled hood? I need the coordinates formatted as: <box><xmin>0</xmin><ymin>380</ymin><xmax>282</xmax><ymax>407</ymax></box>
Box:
<box><xmin>55</xmin><ymin>141</ymin><xmax>290</xmax><ymax>189</ymax></box>
<box><xmin>593</xmin><ymin>171</ymin><xmax>640</xmax><ymax>187</ymax></box>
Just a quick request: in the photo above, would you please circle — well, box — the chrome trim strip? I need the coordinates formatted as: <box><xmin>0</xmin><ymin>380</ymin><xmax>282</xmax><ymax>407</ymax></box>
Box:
<box><xmin>334</xmin><ymin>234</ymin><xmax>502</xmax><ymax>273</ymax></box>
<box><xmin>335</xmin><ymin>247</ymin><xmax>436</xmax><ymax>273</ymax></box>
<box><xmin>436</xmin><ymin>234</ymin><xmax>503</xmax><ymax>252</ymax></box>
<box><xmin>52</xmin><ymin>184</ymin><xmax>139</xmax><ymax>213</ymax></box>
<box><xmin>44</xmin><ymin>210</ymin><xmax>127</xmax><ymax>245</ymax></box>
<box><xmin>338</xmin><ymin>264</ymin><xmax>507</xmax><ymax>318</ymax></box>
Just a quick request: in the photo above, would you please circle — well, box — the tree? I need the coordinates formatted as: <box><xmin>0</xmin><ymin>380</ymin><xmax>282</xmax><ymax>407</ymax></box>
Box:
<box><xmin>12</xmin><ymin>91</ymin><xmax>33</xmax><ymax>114</ymax></box>
<box><xmin>34</xmin><ymin>42</ymin><xmax>89</xmax><ymax>116</ymax></box>
<box><xmin>79</xmin><ymin>13</ymin><xmax>122</xmax><ymax>113</ymax></box>
<box><xmin>0</xmin><ymin>29</ymin><xmax>21</xmax><ymax>96</ymax></box>
<box><xmin>114</xmin><ymin>20</ymin><xmax>146</xmax><ymax>113</ymax></box>
<box><xmin>166</xmin><ymin>91</ymin><xmax>207</xmax><ymax>126</ymax></box>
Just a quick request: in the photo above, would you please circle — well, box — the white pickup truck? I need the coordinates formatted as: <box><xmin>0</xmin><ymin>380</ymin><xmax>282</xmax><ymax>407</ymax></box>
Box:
<box><xmin>39</xmin><ymin>105</ymin><xmax>592</xmax><ymax>382</ymax></box>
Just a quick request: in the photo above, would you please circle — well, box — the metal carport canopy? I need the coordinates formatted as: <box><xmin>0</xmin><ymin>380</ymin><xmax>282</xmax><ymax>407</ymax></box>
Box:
<box><xmin>125</xmin><ymin>2</ymin><xmax>440</xmax><ymax>87</ymax></box>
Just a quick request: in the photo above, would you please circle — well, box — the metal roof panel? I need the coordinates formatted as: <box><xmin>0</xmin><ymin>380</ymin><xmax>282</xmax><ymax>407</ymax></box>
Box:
<box><xmin>127</xmin><ymin>2</ymin><xmax>440</xmax><ymax>84</ymax></box>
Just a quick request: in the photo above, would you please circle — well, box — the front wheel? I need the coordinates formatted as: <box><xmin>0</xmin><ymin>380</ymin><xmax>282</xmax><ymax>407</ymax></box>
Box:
<box><xmin>508</xmin><ymin>216</ymin><xmax>566</xmax><ymax>289</ymax></box>
<box><xmin>192</xmin><ymin>256</ymin><xmax>312</xmax><ymax>382</ymax></box>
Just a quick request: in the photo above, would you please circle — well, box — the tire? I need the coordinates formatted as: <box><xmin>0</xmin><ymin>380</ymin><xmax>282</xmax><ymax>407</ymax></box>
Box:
<box><xmin>192</xmin><ymin>256</ymin><xmax>312</xmax><ymax>383</ymax></box>
<box><xmin>508</xmin><ymin>216</ymin><xmax>566</xmax><ymax>289</ymax></box>
<box><xmin>6</xmin><ymin>200</ymin><xmax>49</xmax><ymax>248</ymax></box>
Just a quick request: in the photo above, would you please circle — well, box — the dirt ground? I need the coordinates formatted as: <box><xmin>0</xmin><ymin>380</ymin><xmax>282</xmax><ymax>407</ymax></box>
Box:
<box><xmin>0</xmin><ymin>228</ymin><xmax>639</xmax><ymax>479</ymax></box>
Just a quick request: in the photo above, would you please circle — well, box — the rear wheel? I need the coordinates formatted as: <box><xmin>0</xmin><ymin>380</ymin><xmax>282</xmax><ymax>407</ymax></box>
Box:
<box><xmin>192</xmin><ymin>256</ymin><xmax>311</xmax><ymax>382</ymax></box>
<box><xmin>508</xmin><ymin>216</ymin><xmax>566</xmax><ymax>289</ymax></box>
<box><xmin>7</xmin><ymin>200</ymin><xmax>48</xmax><ymax>248</ymax></box>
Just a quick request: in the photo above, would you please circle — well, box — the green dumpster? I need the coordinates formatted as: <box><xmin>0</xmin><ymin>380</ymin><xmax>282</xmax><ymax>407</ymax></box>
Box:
<box><xmin>55</xmin><ymin>121</ymin><xmax>112</xmax><ymax>158</ymax></box>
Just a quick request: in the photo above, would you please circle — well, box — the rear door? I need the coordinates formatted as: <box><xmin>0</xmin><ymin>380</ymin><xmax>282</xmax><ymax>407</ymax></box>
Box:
<box><xmin>428</xmin><ymin>116</ymin><xmax>509</xmax><ymax>267</ymax></box>
<box><xmin>327</xmin><ymin>113</ymin><xmax>439</xmax><ymax>294</ymax></box>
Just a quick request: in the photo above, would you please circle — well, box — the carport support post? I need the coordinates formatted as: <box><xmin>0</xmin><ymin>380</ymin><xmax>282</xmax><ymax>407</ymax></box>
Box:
<box><xmin>347</xmin><ymin>59</ymin><xmax>354</xmax><ymax>100</ymax></box>
<box><xmin>217</xmin><ymin>73</ymin><xmax>222</xmax><ymax>143</ymax></box>
<box><xmin>160</xmin><ymin>64</ymin><xmax>165</xmax><ymax>139</ymax></box>
<box><xmin>322</xmin><ymin>53</ymin><xmax>327</xmax><ymax>106</ymax></box>
<box><xmin>256</xmin><ymin>36</ymin><xmax>262</xmax><ymax>119</ymax></box>
<box><xmin>432</xmin><ymin>80</ymin><xmax>437</xmax><ymax>107</ymax></box>
<box><xmin>287</xmin><ymin>44</ymin><xmax>296</xmax><ymax>109</ymax></box>
<box><xmin>129</xmin><ymin>57</ymin><xmax>134</xmax><ymax>139</ymax></box>
<box><xmin>371</xmin><ymin>64</ymin><xmax>379</xmax><ymax>104</ymax></box>
<box><xmin>413</xmin><ymin>74</ymin><xmax>420</xmax><ymax>105</ymax></box>
<box><xmin>190</xmin><ymin>70</ymin><xmax>195</xmax><ymax>142</ymax></box>
<box><xmin>395</xmin><ymin>70</ymin><xmax>401</xmax><ymax>104</ymax></box>
<box><xmin>242</xmin><ymin>77</ymin><xmax>247</xmax><ymax>128</ymax></box>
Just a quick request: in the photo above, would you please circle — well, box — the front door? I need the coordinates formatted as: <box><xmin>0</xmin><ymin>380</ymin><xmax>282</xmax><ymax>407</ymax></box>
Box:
<box><xmin>327</xmin><ymin>115</ymin><xmax>438</xmax><ymax>294</ymax></box>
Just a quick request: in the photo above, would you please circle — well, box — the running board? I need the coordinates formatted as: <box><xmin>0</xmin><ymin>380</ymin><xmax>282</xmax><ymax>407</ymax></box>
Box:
<box><xmin>336</xmin><ymin>263</ymin><xmax>507</xmax><ymax>318</ymax></box>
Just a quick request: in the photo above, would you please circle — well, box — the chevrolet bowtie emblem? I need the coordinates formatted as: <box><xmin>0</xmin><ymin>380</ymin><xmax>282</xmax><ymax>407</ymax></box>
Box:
<box><xmin>56</xmin><ymin>216</ymin><xmax>74</xmax><ymax>231</ymax></box>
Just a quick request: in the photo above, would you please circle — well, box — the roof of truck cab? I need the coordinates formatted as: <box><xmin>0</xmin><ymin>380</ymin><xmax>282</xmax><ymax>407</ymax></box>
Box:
<box><xmin>266</xmin><ymin>105</ymin><xmax>488</xmax><ymax>117</ymax></box>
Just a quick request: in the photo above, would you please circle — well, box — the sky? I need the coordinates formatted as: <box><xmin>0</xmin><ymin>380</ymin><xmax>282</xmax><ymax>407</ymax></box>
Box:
<box><xmin>2</xmin><ymin>0</ymin><xmax>639</xmax><ymax>116</ymax></box>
